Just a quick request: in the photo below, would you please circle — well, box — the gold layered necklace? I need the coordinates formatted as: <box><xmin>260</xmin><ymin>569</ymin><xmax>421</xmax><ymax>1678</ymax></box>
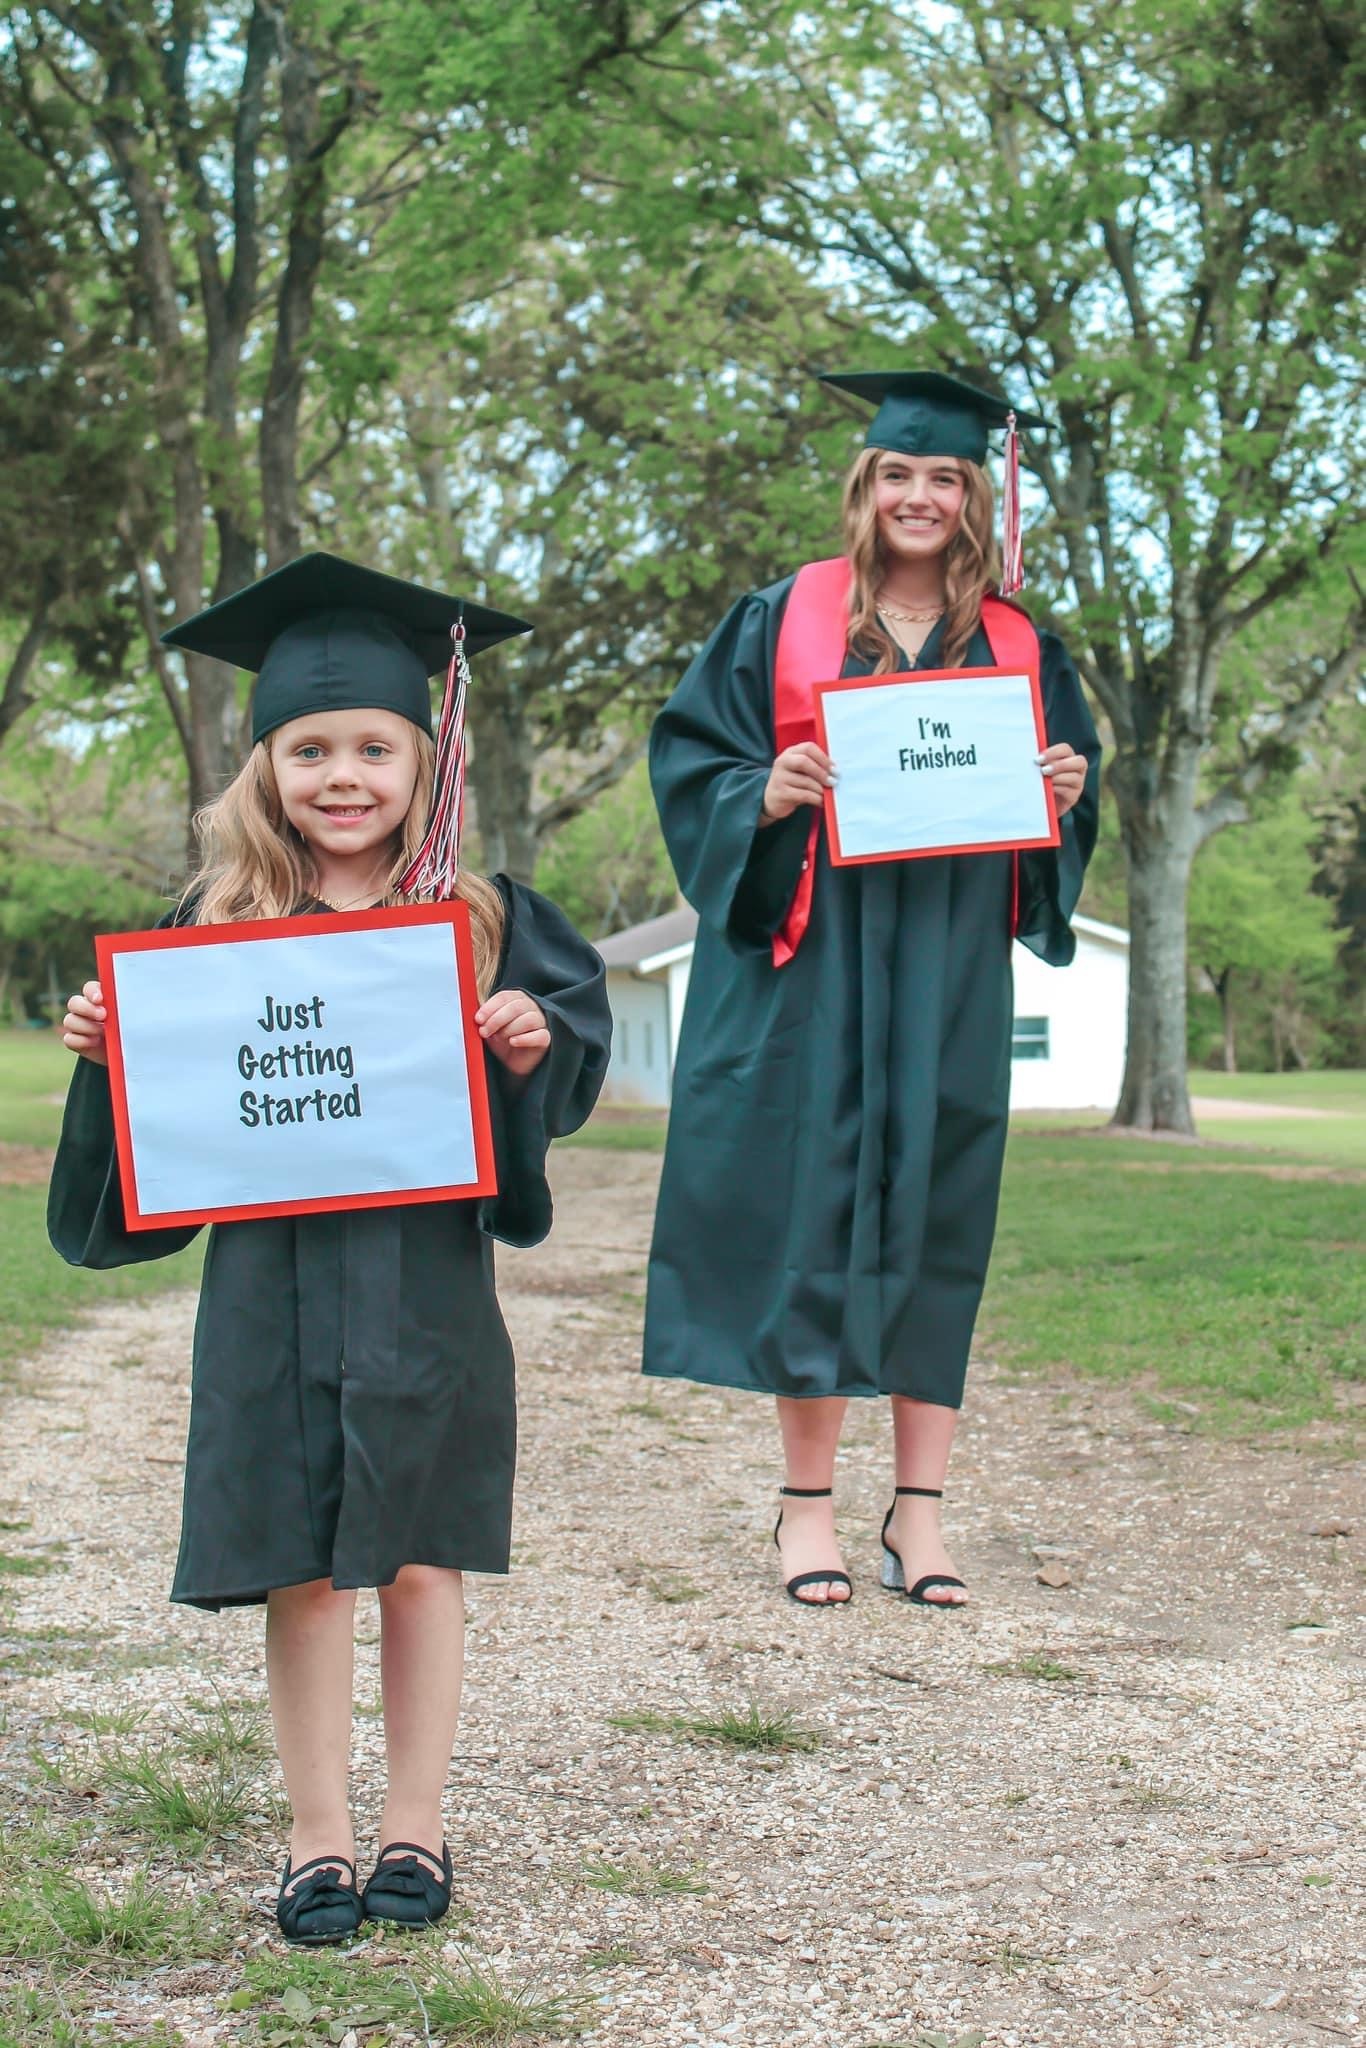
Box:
<box><xmin>316</xmin><ymin>883</ymin><xmax>387</xmax><ymax>911</ymax></box>
<box><xmin>876</xmin><ymin>595</ymin><xmax>946</xmax><ymax>625</ymax></box>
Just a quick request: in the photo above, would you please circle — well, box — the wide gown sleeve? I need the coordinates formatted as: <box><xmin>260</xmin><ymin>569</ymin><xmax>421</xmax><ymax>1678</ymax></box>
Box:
<box><xmin>479</xmin><ymin>876</ymin><xmax>612</xmax><ymax>1249</ymax></box>
<box><xmin>648</xmin><ymin>588</ymin><xmax>809</xmax><ymax>954</ymax></box>
<box><xmin>1015</xmin><ymin>630</ymin><xmax>1103</xmax><ymax>968</ymax></box>
<box><xmin>47</xmin><ymin>1056</ymin><xmax>203</xmax><ymax>1269</ymax></box>
<box><xmin>48</xmin><ymin>900</ymin><xmax>204</xmax><ymax>1270</ymax></box>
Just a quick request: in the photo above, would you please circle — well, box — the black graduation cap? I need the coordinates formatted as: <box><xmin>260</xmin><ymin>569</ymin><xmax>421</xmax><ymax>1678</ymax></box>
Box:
<box><xmin>818</xmin><ymin>370</ymin><xmax>1049</xmax><ymax>464</ymax></box>
<box><xmin>161</xmin><ymin>551</ymin><xmax>533</xmax><ymax>745</ymax></box>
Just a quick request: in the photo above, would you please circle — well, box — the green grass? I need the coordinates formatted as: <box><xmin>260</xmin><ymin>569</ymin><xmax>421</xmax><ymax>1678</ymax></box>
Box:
<box><xmin>105</xmin><ymin>1745</ymin><xmax>266</xmax><ymax>1848</ymax></box>
<box><xmin>0</xmin><ymin>1868</ymin><xmax>217</xmax><ymax>1965</ymax></box>
<box><xmin>579</xmin><ymin>1855</ymin><xmax>707</xmax><ymax>1897</ymax></box>
<box><xmin>607</xmin><ymin>1701</ymin><xmax>822</xmax><ymax>1753</ymax></box>
<box><xmin>563</xmin><ymin>1112</ymin><xmax>667</xmax><ymax>1152</ymax></box>
<box><xmin>1188</xmin><ymin>1070</ymin><xmax>1366</xmax><ymax>1112</ymax></box>
<box><xmin>0</xmin><ymin>1185</ymin><xmax>204</xmax><ymax>1384</ymax></box>
<box><xmin>985</xmin><ymin>1127</ymin><xmax>1364</xmax><ymax>1431</ymax></box>
<box><xmin>0</xmin><ymin>1030</ymin><xmax>72</xmax><ymax>1147</ymax></box>
<box><xmin>0</xmin><ymin>1032</ymin><xmax>205</xmax><ymax>1390</ymax></box>
<box><xmin>237</xmin><ymin>1947</ymin><xmax>591</xmax><ymax>2041</ymax></box>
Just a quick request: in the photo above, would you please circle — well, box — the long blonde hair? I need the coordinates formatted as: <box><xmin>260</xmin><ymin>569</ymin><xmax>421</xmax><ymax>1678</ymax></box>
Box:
<box><xmin>841</xmin><ymin>448</ymin><xmax>1001</xmax><ymax>672</ymax></box>
<box><xmin>186</xmin><ymin>729</ymin><xmax>506</xmax><ymax>997</ymax></box>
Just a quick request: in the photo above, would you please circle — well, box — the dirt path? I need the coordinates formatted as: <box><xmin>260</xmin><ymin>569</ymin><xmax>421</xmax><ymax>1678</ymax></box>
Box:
<box><xmin>2</xmin><ymin>1147</ymin><xmax>1363</xmax><ymax>2048</ymax></box>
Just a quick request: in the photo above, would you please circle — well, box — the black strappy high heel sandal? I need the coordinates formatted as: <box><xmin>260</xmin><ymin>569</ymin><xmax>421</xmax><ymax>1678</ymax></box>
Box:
<box><xmin>276</xmin><ymin>1853</ymin><xmax>363</xmax><ymax>1945</ymax></box>
<box><xmin>362</xmin><ymin>1839</ymin><xmax>453</xmax><ymax>1926</ymax></box>
<box><xmin>773</xmin><ymin>1485</ymin><xmax>852</xmax><ymax>1605</ymax></box>
<box><xmin>880</xmin><ymin>1486</ymin><xmax>967</xmax><ymax>1607</ymax></box>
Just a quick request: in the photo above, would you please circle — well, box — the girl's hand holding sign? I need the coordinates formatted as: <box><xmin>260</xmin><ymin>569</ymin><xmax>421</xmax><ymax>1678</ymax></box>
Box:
<box><xmin>476</xmin><ymin>988</ymin><xmax>551</xmax><ymax>1075</ymax></box>
<box><xmin>63</xmin><ymin>980</ymin><xmax>109</xmax><ymax>1066</ymax></box>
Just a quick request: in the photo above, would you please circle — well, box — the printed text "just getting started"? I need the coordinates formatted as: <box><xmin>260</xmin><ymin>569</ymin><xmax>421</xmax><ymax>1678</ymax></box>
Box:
<box><xmin>236</xmin><ymin>993</ymin><xmax>361</xmax><ymax>1128</ymax></box>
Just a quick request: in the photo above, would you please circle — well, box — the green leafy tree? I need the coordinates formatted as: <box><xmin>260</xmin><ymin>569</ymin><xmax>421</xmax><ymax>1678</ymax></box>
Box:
<box><xmin>606</xmin><ymin>0</ymin><xmax>1366</xmax><ymax>1129</ymax></box>
<box><xmin>320</xmin><ymin>246</ymin><xmax>859</xmax><ymax>876</ymax></box>
<box><xmin>1189</xmin><ymin>797</ymin><xmax>1339</xmax><ymax>1071</ymax></box>
<box><xmin>534</xmin><ymin>760</ymin><xmax>678</xmax><ymax>938</ymax></box>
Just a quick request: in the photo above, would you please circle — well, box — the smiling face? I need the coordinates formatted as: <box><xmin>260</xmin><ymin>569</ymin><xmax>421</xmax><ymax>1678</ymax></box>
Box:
<box><xmin>873</xmin><ymin>450</ymin><xmax>967</xmax><ymax>566</ymax></box>
<box><xmin>269</xmin><ymin>707</ymin><xmax>421</xmax><ymax>878</ymax></box>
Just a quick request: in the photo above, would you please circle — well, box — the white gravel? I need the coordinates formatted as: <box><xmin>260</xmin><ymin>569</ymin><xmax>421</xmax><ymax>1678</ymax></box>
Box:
<box><xmin>1</xmin><ymin>1145</ymin><xmax>1362</xmax><ymax>2047</ymax></box>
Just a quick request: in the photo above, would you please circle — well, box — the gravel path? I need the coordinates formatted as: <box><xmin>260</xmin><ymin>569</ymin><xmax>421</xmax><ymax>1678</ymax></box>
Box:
<box><xmin>1</xmin><ymin>1145</ymin><xmax>1363</xmax><ymax>2048</ymax></box>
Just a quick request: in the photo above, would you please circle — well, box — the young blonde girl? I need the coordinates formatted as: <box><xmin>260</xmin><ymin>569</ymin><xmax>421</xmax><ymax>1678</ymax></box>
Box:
<box><xmin>643</xmin><ymin>371</ymin><xmax>1100</xmax><ymax>1610</ymax></box>
<box><xmin>51</xmin><ymin>558</ymin><xmax>610</xmax><ymax>1942</ymax></box>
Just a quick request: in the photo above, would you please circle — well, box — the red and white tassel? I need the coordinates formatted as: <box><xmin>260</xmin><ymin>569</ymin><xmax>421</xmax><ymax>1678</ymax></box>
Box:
<box><xmin>1001</xmin><ymin>409</ymin><xmax>1024</xmax><ymax>597</ymax></box>
<box><xmin>398</xmin><ymin>618</ymin><xmax>469</xmax><ymax>901</ymax></box>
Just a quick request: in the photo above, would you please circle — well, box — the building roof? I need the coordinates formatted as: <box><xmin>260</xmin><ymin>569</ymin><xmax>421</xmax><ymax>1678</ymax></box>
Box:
<box><xmin>598</xmin><ymin>902</ymin><xmax>1128</xmax><ymax>967</ymax></box>
<box><xmin>596</xmin><ymin>906</ymin><xmax>699</xmax><ymax>969</ymax></box>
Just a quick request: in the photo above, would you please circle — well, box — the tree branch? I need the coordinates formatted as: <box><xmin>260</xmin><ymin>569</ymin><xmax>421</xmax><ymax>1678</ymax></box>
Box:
<box><xmin>1196</xmin><ymin>620</ymin><xmax>1366</xmax><ymax>843</ymax></box>
<box><xmin>531</xmin><ymin>733</ymin><xmax>649</xmax><ymax>841</ymax></box>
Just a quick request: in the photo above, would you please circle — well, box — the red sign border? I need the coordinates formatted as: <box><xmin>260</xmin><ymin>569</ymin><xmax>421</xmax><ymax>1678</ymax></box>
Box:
<box><xmin>95</xmin><ymin>902</ymin><xmax>498</xmax><ymax>1232</ymax></box>
<box><xmin>811</xmin><ymin>664</ymin><xmax>1061</xmax><ymax>867</ymax></box>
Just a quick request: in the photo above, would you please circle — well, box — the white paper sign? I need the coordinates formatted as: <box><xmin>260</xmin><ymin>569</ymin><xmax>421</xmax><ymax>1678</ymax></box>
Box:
<box><xmin>99</xmin><ymin>907</ymin><xmax>495</xmax><ymax>1228</ymax></box>
<box><xmin>815</xmin><ymin>668</ymin><xmax>1057</xmax><ymax>864</ymax></box>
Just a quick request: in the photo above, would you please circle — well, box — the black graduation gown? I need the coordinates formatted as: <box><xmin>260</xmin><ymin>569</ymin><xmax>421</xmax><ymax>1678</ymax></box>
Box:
<box><xmin>642</xmin><ymin>579</ymin><xmax>1100</xmax><ymax>1407</ymax></box>
<box><xmin>47</xmin><ymin>878</ymin><xmax>610</xmax><ymax>1609</ymax></box>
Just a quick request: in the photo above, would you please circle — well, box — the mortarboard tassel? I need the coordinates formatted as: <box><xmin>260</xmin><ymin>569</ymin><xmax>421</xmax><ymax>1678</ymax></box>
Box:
<box><xmin>1001</xmin><ymin>409</ymin><xmax>1024</xmax><ymax>597</ymax></box>
<box><xmin>399</xmin><ymin>616</ymin><xmax>469</xmax><ymax>901</ymax></box>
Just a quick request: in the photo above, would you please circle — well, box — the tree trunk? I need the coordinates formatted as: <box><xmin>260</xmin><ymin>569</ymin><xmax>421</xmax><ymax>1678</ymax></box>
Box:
<box><xmin>0</xmin><ymin>581</ymin><xmax>53</xmax><ymax>747</ymax></box>
<box><xmin>1215</xmin><ymin>968</ymin><xmax>1237</xmax><ymax>1074</ymax></box>
<box><xmin>1111</xmin><ymin>774</ymin><xmax>1201</xmax><ymax>1134</ymax></box>
<box><xmin>465</xmin><ymin>670</ymin><xmax>538</xmax><ymax>882</ymax></box>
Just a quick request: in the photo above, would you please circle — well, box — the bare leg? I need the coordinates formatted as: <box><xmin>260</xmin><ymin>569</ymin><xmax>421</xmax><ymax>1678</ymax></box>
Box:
<box><xmin>888</xmin><ymin>1397</ymin><xmax>966</xmax><ymax>1605</ymax></box>
<box><xmin>375</xmin><ymin>1564</ymin><xmax>465</xmax><ymax>1872</ymax></box>
<box><xmin>774</xmin><ymin>1395</ymin><xmax>850</xmax><ymax>1604</ymax></box>
<box><xmin>265</xmin><ymin>1579</ymin><xmax>358</xmax><ymax>1878</ymax></box>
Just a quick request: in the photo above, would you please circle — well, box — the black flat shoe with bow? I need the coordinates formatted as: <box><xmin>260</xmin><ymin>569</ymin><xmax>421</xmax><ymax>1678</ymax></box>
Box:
<box><xmin>362</xmin><ymin>1840</ymin><xmax>453</xmax><ymax>1926</ymax></box>
<box><xmin>276</xmin><ymin>1853</ymin><xmax>363</xmax><ymax>1945</ymax></box>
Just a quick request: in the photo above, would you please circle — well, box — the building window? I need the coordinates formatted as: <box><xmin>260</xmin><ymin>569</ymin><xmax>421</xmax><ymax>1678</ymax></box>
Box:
<box><xmin>619</xmin><ymin>1018</ymin><xmax>630</xmax><ymax>1063</ymax></box>
<box><xmin>1012</xmin><ymin>1015</ymin><xmax>1050</xmax><ymax>1061</ymax></box>
<box><xmin>644</xmin><ymin>1020</ymin><xmax>655</xmax><ymax>1069</ymax></box>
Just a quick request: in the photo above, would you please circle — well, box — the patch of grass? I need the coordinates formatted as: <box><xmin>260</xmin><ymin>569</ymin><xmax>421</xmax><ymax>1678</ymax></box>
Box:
<box><xmin>106</xmin><ymin>1745</ymin><xmax>265</xmax><ymax>1848</ymax></box>
<box><xmin>237</xmin><ymin>1945</ymin><xmax>591</xmax><ymax>2041</ymax></box>
<box><xmin>0</xmin><ymin>1868</ymin><xmax>217</xmax><ymax>1964</ymax></box>
<box><xmin>684</xmin><ymin>1703</ymin><xmax>822</xmax><ymax>1752</ymax></box>
<box><xmin>607</xmin><ymin>1699</ymin><xmax>820</xmax><ymax>1752</ymax></box>
<box><xmin>1000</xmin><ymin>1786</ymin><xmax>1031</xmax><ymax>1807</ymax></box>
<box><xmin>618</xmin><ymin>1397</ymin><xmax>668</xmax><ymax>1420</ymax></box>
<box><xmin>984</xmin><ymin>1653</ymin><xmax>1079</xmax><ymax>1682</ymax></box>
<box><xmin>67</xmin><ymin>1704</ymin><xmax>150</xmax><ymax>1738</ymax></box>
<box><xmin>562</xmin><ymin>1113</ymin><xmax>667</xmax><ymax>1153</ymax></box>
<box><xmin>579</xmin><ymin>1855</ymin><xmax>707</xmax><ymax>1898</ymax></box>
<box><xmin>0</xmin><ymin>1549</ymin><xmax>59</xmax><ymax>1578</ymax></box>
<box><xmin>984</xmin><ymin>1126</ymin><xmax>1366</xmax><ymax>1431</ymax></box>
<box><xmin>584</xmin><ymin>1943</ymin><xmax>639</xmax><ymax>1970</ymax></box>
<box><xmin>0</xmin><ymin>1030</ymin><xmax>74</xmax><ymax>1146</ymax></box>
<box><xmin>1123</xmin><ymin>1780</ymin><xmax>1186</xmax><ymax>1810</ymax></box>
<box><xmin>643</xmin><ymin>1571</ymin><xmax>703</xmax><ymax>1604</ymax></box>
<box><xmin>979</xmin><ymin>1939</ymin><xmax>1054</xmax><ymax>1974</ymax></box>
<box><xmin>0</xmin><ymin>1184</ymin><xmax>203</xmax><ymax>1387</ymax></box>
<box><xmin>180</xmin><ymin>1690</ymin><xmax>271</xmax><ymax>1766</ymax></box>
<box><xmin>606</xmin><ymin>1708</ymin><xmax>681</xmax><ymax>1736</ymax></box>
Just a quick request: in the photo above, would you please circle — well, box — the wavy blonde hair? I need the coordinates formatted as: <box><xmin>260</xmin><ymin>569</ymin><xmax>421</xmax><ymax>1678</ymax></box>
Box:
<box><xmin>186</xmin><ymin>729</ymin><xmax>506</xmax><ymax>997</ymax></box>
<box><xmin>841</xmin><ymin>448</ymin><xmax>1001</xmax><ymax>672</ymax></box>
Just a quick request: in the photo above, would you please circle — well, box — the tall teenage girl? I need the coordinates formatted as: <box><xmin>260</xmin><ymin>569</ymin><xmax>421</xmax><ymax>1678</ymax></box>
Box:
<box><xmin>644</xmin><ymin>372</ymin><xmax>1100</xmax><ymax>1609</ymax></box>
<box><xmin>51</xmin><ymin>555</ymin><xmax>611</xmax><ymax>1940</ymax></box>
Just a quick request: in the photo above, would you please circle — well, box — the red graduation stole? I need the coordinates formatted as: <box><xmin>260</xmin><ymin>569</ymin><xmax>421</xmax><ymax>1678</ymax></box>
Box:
<box><xmin>770</xmin><ymin>556</ymin><xmax>1040</xmax><ymax>967</ymax></box>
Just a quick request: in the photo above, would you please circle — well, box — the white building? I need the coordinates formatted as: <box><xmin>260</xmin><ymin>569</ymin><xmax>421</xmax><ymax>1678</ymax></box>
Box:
<box><xmin>598</xmin><ymin>906</ymin><xmax>1129</xmax><ymax>1113</ymax></box>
